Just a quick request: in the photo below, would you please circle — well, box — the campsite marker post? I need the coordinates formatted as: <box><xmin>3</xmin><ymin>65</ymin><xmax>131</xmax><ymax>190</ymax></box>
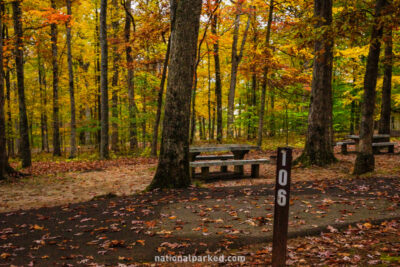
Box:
<box><xmin>271</xmin><ymin>147</ymin><xmax>292</xmax><ymax>267</ymax></box>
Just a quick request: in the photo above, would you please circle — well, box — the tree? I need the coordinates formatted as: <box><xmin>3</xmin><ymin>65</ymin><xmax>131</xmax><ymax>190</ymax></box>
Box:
<box><xmin>111</xmin><ymin>0</ymin><xmax>120</xmax><ymax>152</ymax></box>
<box><xmin>353</xmin><ymin>0</ymin><xmax>387</xmax><ymax>174</ymax></box>
<box><xmin>257</xmin><ymin>0</ymin><xmax>274</xmax><ymax>147</ymax></box>
<box><xmin>99</xmin><ymin>0</ymin><xmax>109</xmax><ymax>159</ymax></box>
<box><xmin>211</xmin><ymin>2</ymin><xmax>222</xmax><ymax>143</ymax></box>
<box><xmin>148</xmin><ymin>0</ymin><xmax>202</xmax><ymax>189</ymax></box>
<box><xmin>12</xmin><ymin>0</ymin><xmax>31</xmax><ymax>168</ymax></box>
<box><xmin>295</xmin><ymin>0</ymin><xmax>336</xmax><ymax>166</ymax></box>
<box><xmin>124</xmin><ymin>0</ymin><xmax>138</xmax><ymax>151</ymax></box>
<box><xmin>0</xmin><ymin>3</ymin><xmax>7</xmax><ymax>179</ymax></box>
<box><xmin>66</xmin><ymin>0</ymin><xmax>77</xmax><ymax>158</ymax></box>
<box><xmin>151</xmin><ymin>35</ymin><xmax>171</xmax><ymax>156</ymax></box>
<box><xmin>378</xmin><ymin>27</ymin><xmax>392</xmax><ymax>135</ymax></box>
<box><xmin>227</xmin><ymin>2</ymin><xmax>250</xmax><ymax>138</ymax></box>
<box><xmin>50</xmin><ymin>0</ymin><xmax>61</xmax><ymax>156</ymax></box>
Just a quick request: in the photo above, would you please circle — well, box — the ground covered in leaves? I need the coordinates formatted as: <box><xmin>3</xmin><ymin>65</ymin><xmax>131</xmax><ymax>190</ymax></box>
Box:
<box><xmin>0</xmin><ymin>176</ymin><xmax>399</xmax><ymax>266</ymax></box>
<box><xmin>1</xmin><ymin>144</ymin><xmax>400</xmax><ymax>212</ymax></box>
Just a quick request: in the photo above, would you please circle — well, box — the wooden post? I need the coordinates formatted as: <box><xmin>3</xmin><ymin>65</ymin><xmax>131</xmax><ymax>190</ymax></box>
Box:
<box><xmin>272</xmin><ymin>147</ymin><xmax>292</xmax><ymax>267</ymax></box>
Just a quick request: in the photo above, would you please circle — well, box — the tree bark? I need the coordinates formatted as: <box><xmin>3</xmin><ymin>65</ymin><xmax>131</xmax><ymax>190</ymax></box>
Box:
<box><xmin>211</xmin><ymin>12</ymin><xmax>222</xmax><ymax>143</ymax></box>
<box><xmin>99</xmin><ymin>0</ymin><xmax>109</xmax><ymax>159</ymax></box>
<box><xmin>354</xmin><ymin>0</ymin><xmax>387</xmax><ymax>174</ymax></box>
<box><xmin>227</xmin><ymin>4</ymin><xmax>250</xmax><ymax>138</ymax></box>
<box><xmin>66</xmin><ymin>0</ymin><xmax>77</xmax><ymax>158</ymax></box>
<box><xmin>149</xmin><ymin>0</ymin><xmax>202</xmax><ymax>189</ymax></box>
<box><xmin>111</xmin><ymin>0</ymin><xmax>119</xmax><ymax>152</ymax></box>
<box><xmin>257</xmin><ymin>0</ymin><xmax>274</xmax><ymax>147</ymax></box>
<box><xmin>0</xmin><ymin>7</ymin><xmax>7</xmax><ymax>179</ymax></box>
<box><xmin>50</xmin><ymin>0</ymin><xmax>61</xmax><ymax>156</ymax></box>
<box><xmin>5</xmin><ymin>70</ymin><xmax>14</xmax><ymax>157</ymax></box>
<box><xmin>12</xmin><ymin>0</ymin><xmax>31</xmax><ymax>167</ymax></box>
<box><xmin>378</xmin><ymin>28</ymin><xmax>392</xmax><ymax>135</ymax></box>
<box><xmin>296</xmin><ymin>0</ymin><xmax>336</xmax><ymax>166</ymax></box>
<box><xmin>124</xmin><ymin>0</ymin><xmax>138</xmax><ymax>151</ymax></box>
<box><xmin>151</xmin><ymin>36</ymin><xmax>171</xmax><ymax>156</ymax></box>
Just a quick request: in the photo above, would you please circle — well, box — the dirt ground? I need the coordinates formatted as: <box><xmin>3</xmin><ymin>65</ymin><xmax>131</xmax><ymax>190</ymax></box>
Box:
<box><xmin>0</xmin><ymin>146</ymin><xmax>399</xmax><ymax>213</ymax></box>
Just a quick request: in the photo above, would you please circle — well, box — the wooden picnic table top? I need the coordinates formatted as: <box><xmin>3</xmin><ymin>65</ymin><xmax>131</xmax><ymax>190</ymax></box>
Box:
<box><xmin>189</xmin><ymin>144</ymin><xmax>259</xmax><ymax>153</ymax></box>
<box><xmin>346</xmin><ymin>134</ymin><xmax>390</xmax><ymax>140</ymax></box>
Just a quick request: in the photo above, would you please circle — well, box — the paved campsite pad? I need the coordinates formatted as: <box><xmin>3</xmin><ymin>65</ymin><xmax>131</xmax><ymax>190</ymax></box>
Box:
<box><xmin>0</xmin><ymin>177</ymin><xmax>399</xmax><ymax>266</ymax></box>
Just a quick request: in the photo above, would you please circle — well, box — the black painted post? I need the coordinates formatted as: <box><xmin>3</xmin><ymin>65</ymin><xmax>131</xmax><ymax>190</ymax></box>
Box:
<box><xmin>272</xmin><ymin>147</ymin><xmax>292</xmax><ymax>266</ymax></box>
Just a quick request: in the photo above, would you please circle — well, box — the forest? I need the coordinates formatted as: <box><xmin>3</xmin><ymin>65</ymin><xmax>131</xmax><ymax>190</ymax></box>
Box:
<box><xmin>0</xmin><ymin>0</ymin><xmax>398</xmax><ymax>171</ymax></box>
<box><xmin>0</xmin><ymin>0</ymin><xmax>399</xmax><ymax>265</ymax></box>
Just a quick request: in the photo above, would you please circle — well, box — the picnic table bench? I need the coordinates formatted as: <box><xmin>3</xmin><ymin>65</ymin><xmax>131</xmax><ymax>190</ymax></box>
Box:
<box><xmin>336</xmin><ymin>134</ymin><xmax>394</xmax><ymax>154</ymax></box>
<box><xmin>189</xmin><ymin>144</ymin><xmax>269</xmax><ymax>179</ymax></box>
<box><xmin>190</xmin><ymin>159</ymin><xmax>269</xmax><ymax>179</ymax></box>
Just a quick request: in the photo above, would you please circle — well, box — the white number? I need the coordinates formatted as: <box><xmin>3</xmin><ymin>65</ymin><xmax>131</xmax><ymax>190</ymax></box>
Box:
<box><xmin>278</xmin><ymin>169</ymin><xmax>288</xmax><ymax>186</ymax></box>
<box><xmin>281</xmin><ymin>150</ymin><xmax>287</xmax><ymax>166</ymax></box>
<box><xmin>277</xmin><ymin>189</ymin><xmax>287</xmax><ymax>206</ymax></box>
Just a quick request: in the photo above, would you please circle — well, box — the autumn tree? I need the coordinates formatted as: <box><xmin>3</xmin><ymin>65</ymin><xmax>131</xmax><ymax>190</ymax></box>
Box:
<box><xmin>295</xmin><ymin>0</ymin><xmax>336</xmax><ymax>166</ymax></box>
<box><xmin>99</xmin><ymin>0</ymin><xmax>109</xmax><ymax>159</ymax></box>
<box><xmin>124</xmin><ymin>0</ymin><xmax>138</xmax><ymax>151</ymax></box>
<box><xmin>12</xmin><ymin>0</ymin><xmax>31</xmax><ymax>167</ymax></box>
<box><xmin>66</xmin><ymin>0</ymin><xmax>77</xmax><ymax>158</ymax></box>
<box><xmin>257</xmin><ymin>0</ymin><xmax>274</xmax><ymax>147</ymax></box>
<box><xmin>354</xmin><ymin>0</ymin><xmax>387</xmax><ymax>174</ymax></box>
<box><xmin>149</xmin><ymin>0</ymin><xmax>202</xmax><ymax>189</ymax></box>
<box><xmin>227</xmin><ymin>1</ymin><xmax>250</xmax><ymax>138</ymax></box>
<box><xmin>378</xmin><ymin>27</ymin><xmax>392</xmax><ymax>135</ymax></box>
<box><xmin>0</xmin><ymin>3</ymin><xmax>7</xmax><ymax>179</ymax></box>
<box><xmin>211</xmin><ymin>0</ymin><xmax>222</xmax><ymax>143</ymax></box>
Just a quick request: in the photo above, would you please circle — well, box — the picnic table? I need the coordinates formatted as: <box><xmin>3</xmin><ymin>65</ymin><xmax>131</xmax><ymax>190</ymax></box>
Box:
<box><xmin>189</xmin><ymin>144</ymin><xmax>260</xmax><ymax>176</ymax></box>
<box><xmin>342</xmin><ymin>134</ymin><xmax>394</xmax><ymax>154</ymax></box>
<box><xmin>346</xmin><ymin>134</ymin><xmax>390</xmax><ymax>144</ymax></box>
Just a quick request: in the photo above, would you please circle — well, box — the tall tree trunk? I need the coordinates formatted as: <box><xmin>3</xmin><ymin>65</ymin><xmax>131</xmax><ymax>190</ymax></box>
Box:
<box><xmin>111</xmin><ymin>0</ymin><xmax>119</xmax><ymax>152</ymax></box>
<box><xmin>66</xmin><ymin>0</ymin><xmax>77</xmax><ymax>158</ymax></box>
<box><xmin>227</xmin><ymin>5</ymin><xmax>250</xmax><ymax>138</ymax></box>
<box><xmin>350</xmin><ymin>100</ymin><xmax>355</xmax><ymax>135</ymax></box>
<box><xmin>296</xmin><ymin>0</ymin><xmax>335</xmax><ymax>166</ymax></box>
<box><xmin>99</xmin><ymin>0</ymin><xmax>109</xmax><ymax>159</ymax></box>
<box><xmin>151</xmin><ymin>36</ymin><xmax>171</xmax><ymax>156</ymax></box>
<box><xmin>124</xmin><ymin>0</ymin><xmax>138</xmax><ymax>151</ymax></box>
<box><xmin>257</xmin><ymin>0</ymin><xmax>274</xmax><ymax>147</ymax></box>
<box><xmin>269</xmin><ymin>90</ymin><xmax>275</xmax><ymax>136</ymax></box>
<box><xmin>354</xmin><ymin>0</ymin><xmax>387</xmax><ymax>174</ymax></box>
<box><xmin>5</xmin><ymin>70</ymin><xmax>14</xmax><ymax>157</ymax></box>
<box><xmin>149</xmin><ymin>0</ymin><xmax>202</xmax><ymax>189</ymax></box>
<box><xmin>378</xmin><ymin>28</ymin><xmax>392</xmax><ymax>135</ymax></box>
<box><xmin>95</xmin><ymin>0</ymin><xmax>101</xmax><ymax>150</ymax></box>
<box><xmin>211</xmin><ymin>12</ymin><xmax>222</xmax><ymax>143</ymax></box>
<box><xmin>50</xmin><ymin>0</ymin><xmax>61</xmax><ymax>156</ymax></box>
<box><xmin>12</xmin><ymin>0</ymin><xmax>31</xmax><ymax>167</ymax></box>
<box><xmin>207</xmin><ymin>44</ymin><xmax>212</xmax><ymax>140</ymax></box>
<box><xmin>0</xmin><ymin>6</ymin><xmax>7</xmax><ymax>179</ymax></box>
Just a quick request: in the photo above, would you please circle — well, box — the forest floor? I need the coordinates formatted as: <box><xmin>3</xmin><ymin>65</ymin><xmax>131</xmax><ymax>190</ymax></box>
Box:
<box><xmin>0</xmin><ymin>142</ymin><xmax>399</xmax><ymax>265</ymax></box>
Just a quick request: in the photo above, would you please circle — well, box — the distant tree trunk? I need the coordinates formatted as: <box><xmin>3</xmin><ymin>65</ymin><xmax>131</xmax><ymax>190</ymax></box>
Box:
<box><xmin>99</xmin><ymin>0</ymin><xmax>109</xmax><ymax>159</ymax></box>
<box><xmin>50</xmin><ymin>0</ymin><xmax>61</xmax><ymax>156</ymax></box>
<box><xmin>296</xmin><ymin>0</ymin><xmax>336</xmax><ymax>166</ymax></box>
<box><xmin>151</xmin><ymin>37</ymin><xmax>171</xmax><ymax>156</ymax></box>
<box><xmin>227</xmin><ymin>5</ymin><xmax>250</xmax><ymax>138</ymax></box>
<box><xmin>111</xmin><ymin>0</ymin><xmax>119</xmax><ymax>152</ymax></box>
<box><xmin>207</xmin><ymin>45</ymin><xmax>212</xmax><ymax>140</ymax></box>
<box><xmin>211</xmin><ymin>12</ymin><xmax>222</xmax><ymax>143</ymax></box>
<box><xmin>354</xmin><ymin>0</ymin><xmax>387</xmax><ymax>174</ymax></box>
<box><xmin>12</xmin><ymin>0</ymin><xmax>31</xmax><ymax>167</ymax></box>
<box><xmin>66</xmin><ymin>0</ymin><xmax>77</xmax><ymax>158</ymax></box>
<box><xmin>124</xmin><ymin>0</ymin><xmax>138</xmax><ymax>151</ymax></box>
<box><xmin>378</xmin><ymin>28</ymin><xmax>392</xmax><ymax>135</ymax></box>
<box><xmin>95</xmin><ymin>0</ymin><xmax>101</xmax><ymax>150</ymax></box>
<box><xmin>257</xmin><ymin>0</ymin><xmax>274</xmax><ymax>147</ymax></box>
<box><xmin>5</xmin><ymin>70</ymin><xmax>14</xmax><ymax>157</ymax></box>
<box><xmin>350</xmin><ymin>100</ymin><xmax>355</xmax><ymax>135</ymax></box>
<box><xmin>149</xmin><ymin>0</ymin><xmax>202</xmax><ymax>189</ymax></box>
<box><xmin>269</xmin><ymin>90</ymin><xmax>275</xmax><ymax>136</ymax></box>
<box><xmin>0</xmin><ymin>8</ymin><xmax>7</xmax><ymax>179</ymax></box>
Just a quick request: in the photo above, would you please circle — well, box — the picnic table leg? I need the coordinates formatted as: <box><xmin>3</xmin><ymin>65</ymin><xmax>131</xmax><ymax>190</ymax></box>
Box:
<box><xmin>388</xmin><ymin>145</ymin><xmax>394</xmax><ymax>153</ymax></box>
<box><xmin>341</xmin><ymin>144</ymin><xmax>347</xmax><ymax>154</ymax></box>
<box><xmin>232</xmin><ymin>150</ymin><xmax>248</xmax><ymax>175</ymax></box>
